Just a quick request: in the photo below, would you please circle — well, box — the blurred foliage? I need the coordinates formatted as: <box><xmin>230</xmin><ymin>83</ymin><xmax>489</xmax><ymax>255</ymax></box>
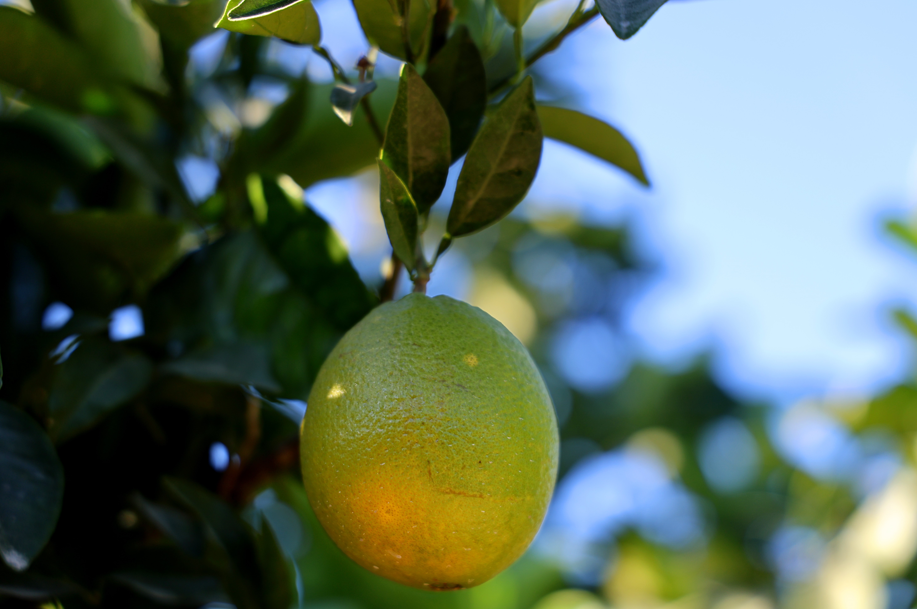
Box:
<box><xmin>2</xmin><ymin>1</ymin><xmax>917</xmax><ymax>609</ymax></box>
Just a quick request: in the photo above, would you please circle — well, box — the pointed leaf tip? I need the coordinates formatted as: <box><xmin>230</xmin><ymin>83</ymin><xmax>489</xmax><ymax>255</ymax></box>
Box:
<box><xmin>595</xmin><ymin>0</ymin><xmax>669</xmax><ymax>39</ymax></box>
<box><xmin>447</xmin><ymin>77</ymin><xmax>543</xmax><ymax>238</ymax></box>
<box><xmin>0</xmin><ymin>402</ymin><xmax>64</xmax><ymax>572</ymax></box>
<box><xmin>378</xmin><ymin>160</ymin><xmax>420</xmax><ymax>271</ymax></box>
<box><xmin>381</xmin><ymin>64</ymin><xmax>450</xmax><ymax>213</ymax></box>
<box><xmin>537</xmin><ymin>105</ymin><xmax>649</xmax><ymax>186</ymax></box>
<box><xmin>228</xmin><ymin>0</ymin><xmax>304</xmax><ymax>20</ymax></box>
<box><xmin>216</xmin><ymin>0</ymin><xmax>321</xmax><ymax>45</ymax></box>
<box><xmin>423</xmin><ymin>27</ymin><xmax>487</xmax><ymax>162</ymax></box>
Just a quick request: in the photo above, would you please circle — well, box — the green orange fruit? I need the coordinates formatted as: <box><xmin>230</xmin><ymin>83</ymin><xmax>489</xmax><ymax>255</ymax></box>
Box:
<box><xmin>300</xmin><ymin>293</ymin><xmax>559</xmax><ymax>590</ymax></box>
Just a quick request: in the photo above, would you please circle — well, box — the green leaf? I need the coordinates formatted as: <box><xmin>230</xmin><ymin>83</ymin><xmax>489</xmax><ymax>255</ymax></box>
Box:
<box><xmin>163</xmin><ymin>478</ymin><xmax>259</xmax><ymax>572</ymax></box>
<box><xmin>595</xmin><ymin>0</ymin><xmax>668</xmax><ymax>40</ymax></box>
<box><xmin>0</xmin><ymin>7</ymin><xmax>110</xmax><ymax>112</ymax></box>
<box><xmin>378</xmin><ymin>160</ymin><xmax>420</xmax><ymax>270</ymax></box>
<box><xmin>537</xmin><ymin>105</ymin><xmax>649</xmax><ymax>186</ymax></box>
<box><xmin>83</xmin><ymin>116</ymin><xmax>195</xmax><ymax>210</ymax></box>
<box><xmin>232</xmin><ymin>78</ymin><xmax>311</xmax><ymax>172</ymax></box>
<box><xmin>893</xmin><ymin>308</ymin><xmax>917</xmax><ymax>342</ymax></box>
<box><xmin>447</xmin><ymin>76</ymin><xmax>542</xmax><ymax>238</ymax></box>
<box><xmin>139</xmin><ymin>0</ymin><xmax>227</xmax><ymax>49</ymax></box>
<box><xmin>110</xmin><ymin>572</ymin><xmax>230</xmax><ymax>606</ymax></box>
<box><xmin>15</xmin><ymin>209</ymin><xmax>185</xmax><ymax>313</ymax></box>
<box><xmin>132</xmin><ymin>493</ymin><xmax>205</xmax><ymax>557</ymax></box>
<box><xmin>163</xmin><ymin>478</ymin><xmax>262</xmax><ymax>609</ymax></box>
<box><xmin>887</xmin><ymin>219</ymin><xmax>917</xmax><ymax>254</ymax></box>
<box><xmin>32</xmin><ymin>0</ymin><xmax>161</xmax><ymax>88</ymax></box>
<box><xmin>255</xmin><ymin>515</ymin><xmax>294</xmax><ymax>609</ymax></box>
<box><xmin>423</xmin><ymin>27</ymin><xmax>487</xmax><ymax>162</ymax></box>
<box><xmin>48</xmin><ymin>337</ymin><xmax>153</xmax><ymax>441</ymax></box>
<box><xmin>144</xmin><ymin>231</ymin><xmax>340</xmax><ymax>400</ymax></box>
<box><xmin>0</xmin><ymin>569</ymin><xmax>78</xmax><ymax>601</ymax></box>
<box><xmin>216</xmin><ymin>0</ymin><xmax>321</xmax><ymax>45</ymax></box>
<box><xmin>329</xmin><ymin>81</ymin><xmax>378</xmax><ymax>127</ymax></box>
<box><xmin>352</xmin><ymin>0</ymin><xmax>434</xmax><ymax>60</ymax></box>
<box><xmin>252</xmin><ymin>175</ymin><xmax>376</xmax><ymax>328</ymax></box>
<box><xmin>381</xmin><ymin>64</ymin><xmax>451</xmax><ymax>212</ymax></box>
<box><xmin>494</xmin><ymin>0</ymin><xmax>537</xmax><ymax>28</ymax></box>
<box><xmin>0</xmin><ymin>402</ymin><xmax>64</xmax><ymax>571</ymax></box>
<box><xmin>161</xmin><ymin>342</ymin><xmax>282</xmax><ymax>393</ymax></box>
<box><xmin>228</xmin><ymin>0</ymin><xmax>302</xmax><ymax>19</ymax></box>
<box><xmin>265</xmin><ymin>80</ymin><xmax>398</xmax><ymax>188</ymax></box>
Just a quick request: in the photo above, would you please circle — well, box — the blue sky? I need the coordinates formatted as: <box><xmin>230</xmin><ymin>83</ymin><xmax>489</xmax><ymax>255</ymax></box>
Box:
<box><xmin>526</xmin><ymin>0</ymin><xmax>917</xmax><ymax>404</ymax></box>
<box><xmin>174</xmin><ymin>0</ymin><xmax>917</xmax><ymax>406</ymax></box>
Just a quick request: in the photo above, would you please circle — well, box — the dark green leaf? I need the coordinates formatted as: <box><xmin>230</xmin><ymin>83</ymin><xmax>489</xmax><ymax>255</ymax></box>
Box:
<box><xmin>595</xmin><ymin>0</ymin><xmax>668</xmax><ymax>39</ymax></box>
<box><xmin>256</xmin><ymin>515</ymin><xmax>294</xmax><ymax>609</ymax></box>
<box><xmin>447</xmin><ymin>76</ymin><xmax>542</xmax><ymax>237</ymax></box>
<box><xmin>537</xmin><ymin>105</ymin><xmax>649</xmax><ymax>186</ymax></box>
<box><xmin>253</xmin><ymin>175</ymin><xmax>376</xmax><ymax>328</ymax></box>
<box><xmin>163</xmin><ymin>478</ymin><xmax>262</xmax><ymax>609</ymax></box>
<box><xmin>0</xmin><ymin>402</ymin><xmax>64</xmax><ymax>571</ymax></box>
<box><xmin>16</xmin><ymin>208</ymin><xmax>184</xmax><ymax>313</ymax></box>
<box><xmin>110</xmin><ymin>572</ymin><xmax>230</xmax><ymax>605</ymax></box>
<box><xmin>352</xmin><ymin>0</ymin><xmax>434</xmax><ymax>60</ymax></box>
<box><xmin>228</xmin><ymin>0</ymin><xmax>303</xmax><ymax>19</ymax></box>
<box><xmin>423</xmin><ymin>27</ymin><xmax>487</xmax><ymax>162</ymax></box>
<box><xmin>849</xmin><ymin>385</ymin><xmax>917</xmax><ymax>437</ymax></box>
<box><xmin>494</xmin><ymin>0</ymin><xmax>537</xmax><ymax>28</ymax></box>
<box><xmin>0</xmin><ymin>569</ymin><xmax>78</xmax><ymax>601</ymax></box>
<box><xmin>381</xmin><ymin>64</ymin><xmax>451</xmax><ymax>211</ymax></box>
<box><xmin>133</xmin><ymin>493</ymin><xmax>206</xmax><ymax>557</ymax></box>
<box><xmin>378</xmin><ymin>160</ymin><xmax>420</xmax><ymax>271</ymax></box>
<box><xmin>138</xmin><ymin>0</ymin><xmax>227</xmax><ymax>50</ymax></box>
<box><xmin>48</xmin><ymin>337</ymin><xmax>153</xmax><ymax>441</ymax></box>
<box><xmin>893</xmin><ymin>308</ymin><xmax>917</xmax><ymax>342</ymax></box>
<box><xmin>232</xmin><ymin>78</ymin><xmax>311</xmax><ymax>175</ymax></box>
<box><xmin>216</xmin><ymin>0</ymin><xmax>321</xmax><ymax>45</ymax></box>
<box><xmin>0</xmin><ymin>112</ymin><xmax>107</xmax><ymax>207</ymax></box>
<box><xmin>266</xmin><ymin>80</ymin><xmax>397</xmax><ymax>188</ymax></box>
<box><xmin>163</xmin><ymin>478</ymin><xmax>259</xmax><ymax>573</ymax></box>
<box><xmin>31</xmin><ymin>0</ymin><xmax>160</xmax><ymax>87</ymax></box>
<box><xmin>83</xmin><ymin>117</ymin><xmax>194</xmax><ymax>210</ymax></box>
<box><xmin>12</xmin><ymin>107</ymin><xmax>110</xmax><ymax>172</ymax></box>
<box><xmin>144</xmin><ymin>231</ymin><xmax>339</xmax><ymax>400</ymax></box>
<box><xmin>161</xmin><ymin>342</ymin><xmax>282</xmax><ymax>393</ymax></box>
<box><xmin>0</xmin><ymin>7</ymin><xmax>111</xmax><ymax>112</ymax></box>
<box><xmin>330</xmin><ymin>81</ymin><xmax>378</xmax><ymax>127</ymax></box>
<box><xmin>887</xmin><ymin>219</ymin><xmax>917</xmax><ymax>254</ymax></box>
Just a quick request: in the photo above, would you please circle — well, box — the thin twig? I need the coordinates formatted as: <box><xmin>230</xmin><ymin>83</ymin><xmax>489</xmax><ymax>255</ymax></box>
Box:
<box><xmin>218</xmin><ymin>394</ymin><xmax>262</xmax><ymax>501</ymax></box>
<box><xmin>231</xmin><ymin>439</ymin><xmax>300</xmax><ymax>506</ymax></box>
<box><xmin>313</xmin><ymin>46</ymin><xmax>351</xmax><ymax>84</ymax></box>
<box><xmin>401</xmin><ymin>0</ymin><xmax>416</xmax><ymax>63</ymax></box>
<box><xmin>429</xmin><ymin>0</ymin><xmax>454</xmax><ymax>59</ymax></box>
<box><xmin>379</xmin><ymin>251</ymin><xmax>403</xmax><ymax>302</ymax></box>
<box><xmin>361</xmin><ymin>96</ymin><xmax>386</xmax><ymax>146</ymax></box>
<box><xmin>489</xmin><ymin>5</ymin><xmax>600</xmax><ymax>96</ymax></box>
<box><xmin>413</xmin><ymin>274</ymin><xmax>429</xmax><ymax>294</ymax></box>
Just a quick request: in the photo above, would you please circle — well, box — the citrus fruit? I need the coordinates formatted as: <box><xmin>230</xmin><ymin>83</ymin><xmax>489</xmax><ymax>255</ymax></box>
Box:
<box><xmin>300</xmin><ymin>293</ymin><xmax>559</xmax><ymax>590</ymax></box>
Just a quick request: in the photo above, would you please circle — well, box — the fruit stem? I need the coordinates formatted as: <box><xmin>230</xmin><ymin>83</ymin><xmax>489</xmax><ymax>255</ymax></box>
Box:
<box><xmin>412</xmin><ymin>256</ymin><xmax>431</xmax><ymax>294</ymax></box>
<box><xmin>380</xmin><ymin>251</ymin><xmax>402</xmax><ymax>302</ymax></box>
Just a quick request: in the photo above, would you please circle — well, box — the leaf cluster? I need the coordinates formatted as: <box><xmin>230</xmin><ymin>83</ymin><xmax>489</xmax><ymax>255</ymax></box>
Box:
<box><xmin>0</xmin><ymin>0</ymin><xmax>710</xmax><ymax>607</ymax></box>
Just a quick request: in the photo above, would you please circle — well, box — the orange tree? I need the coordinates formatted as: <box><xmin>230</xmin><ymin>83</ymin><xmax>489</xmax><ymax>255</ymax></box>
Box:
<box><xmin>0</xmin><ymin>0</ymin><xmax>659</xmax><ymax>606</ymax></box>
<box><xmin>11</xmin><ymin>2</ymin><xmax>917</xmax><ymax>609</ymax></box>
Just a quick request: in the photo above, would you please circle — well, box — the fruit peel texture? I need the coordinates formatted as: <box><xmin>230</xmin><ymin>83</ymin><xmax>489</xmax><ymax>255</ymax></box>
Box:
<box><xmin>301</xmin><ymin>294</ymin><xmax>559</xmax><ymax>590</ymax></box>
